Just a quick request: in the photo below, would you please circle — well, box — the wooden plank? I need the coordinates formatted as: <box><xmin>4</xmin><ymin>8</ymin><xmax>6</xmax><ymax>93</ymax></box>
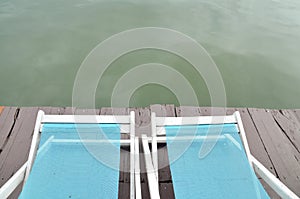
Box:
<box><xmin>252</xmin><ymin>154</ymin><xmax>296</xmax><ymax>199</ymax></box>
<box><xmin>176</xmin><ymin>106</ymin><xmax>201</xmax><ymax>116</ymax></box>
<box><xmin>129</xmin><ymin>107</ymin><xmax>151</xmax><ymax>137</ymax></box>
<box><xmin>176</xmin><ymin>106</ymin><xmax>234</xmax><ymax>116</ymax></box>
<box><xmin>156</xmin><ymin>143</ymin><xmax>172</xmax><ymax>182</ymax></box>
<box><xmin>280</xmin><ymin>109</ymin><xmax>300</xmax><ymax>123</ymax></box>
<box><xmin>100</xmin><ymin>107</ymin><xmax>130</xmax><ymax>199</ymax></box>
<box><xmin>248</xmin><ymin>108</ymin><xmax>300</xmax><ymax>195</ymax></box>
<box><xmin>199</xmin><ymin>107</ymin><xmax>229</xmax><ymax>116</ymax></box>
<box><xmin>0</xmin><ymin>107</ymin><xmax>39</xmax><ymax>198</ymax></box>
<box><xmin>177</xmin><ymin>106</ymin><xmax>234</xmax><ymax>116</ymax></box>
<box><xmin>38</xmin><ymin>106</ymin><xmax>52</xmax><ymax>114</ymax></box>
<box><xmin>292</xmin><ymin>109</ymin><xmax>300</xmax><ymax>122</ymax></box>
<box><xmin>118</xmin><ymin>146</ymin><xmax>126</xmax><ymax>182</ymax></box>
<box><xmin>50</xmin><ymin>107</ymin><xmax>65</xmax><ymax>115</ymax></box>
<box><xmin>63</xmin><ymin>107</ymin><xmax>76</xmax><ymax>114</ymax></box>
<box><xmin>271</xmin><ymin>109</ymin><xmax>300</xmax><ymax>153</ymax></box>
<box><xmin>150</xmin><ymin>105</ymin><xmax>175</xmax><ymax>199</ymax></box>
<box><xmin>237</xmin><ymin>108</ymin><xmax>277</xmax><ymax>176</ymax></box>
<box><xmin>63</xmin><ymin>107</ymin><xmax>101</xmax><ymax>115</ymax></box>
<box><xmin>150</xmin><ymin>104</ymin><xmax>175</xmax><ymax>182</ymax></box>
<box><xmin>39</xmin><ymin>107</ymin><xmax>66</xmax><ymax>115</ymax></box>
<box><xmin>100</xmin><ymin>107</ymin><xmax>129</xmax><ymax>115</ymax></box>
<box><xmin>118</xmin><ymin>182</ymin><xmax>130</xmax><ymax>199</ymax></box>
<box><xmin>150</xmin><ymin>104</ymin><xmax>176</xmax><ymax>117</ymax></box>
<box><xmin>0</xmin><ymin>107</ymin><xmax>19</xmax><ymax>155</ymax></box>
<box><xmin>75</xmin><ymin>108</ymin><xmax>100</xmax><ymax>115</ymax></box>
<box><xmin>1</xmin><ymin>105</ymin><xmax>299</xmax><ymax>199</ymax></box>
<box><xmin>159</xmin><ymin>183</ymin><xmax>175</xmax><ymax>199</ymax></box>
<box><xmin>121</xmin><ymin>146</ymin><xmax>130</xmax><ymax>183</ymax></box>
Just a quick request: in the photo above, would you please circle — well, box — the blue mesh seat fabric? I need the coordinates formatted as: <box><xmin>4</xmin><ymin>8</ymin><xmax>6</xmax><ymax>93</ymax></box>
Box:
<box><xmin>165</xmin><ymin>124</ymin><xmax>270</xmax><ymax>199</ymax></box>
<box><xmin>19</xmin><ymin>124</ymin><xmax>121</xmax><ymax>199</ymax></box>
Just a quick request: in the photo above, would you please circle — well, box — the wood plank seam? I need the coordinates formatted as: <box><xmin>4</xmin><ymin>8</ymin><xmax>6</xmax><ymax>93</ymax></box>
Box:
<box><xmin>0</xmin><ymin>108</ymin><xmax>20</xmax><ymax>154</ymax></box>
<box><xmin>99</xmin><ymin>107</ymin><xmax>130</xmax><ymax>199</ymax></box>
<box><xmin>2</xmin><ymin>106</ymin><xmax>300</xmax><ymax>199</ymax></box>
<box><xmin>272</xmin><ymin>110</ymin><xmax>300</xmax><ymax>154</ymax></box>
<box><xmin>150</xmin><ymin>104</ymin><xmax>176</xmax><ymax>199</ymax></box>
<box><xmin>0</xmin><ymin>107</ymin><xmax>40</xmax><ymax>199</ymax></box>
<box><xmin>235</xmin><ymin>108</ymin><xmax>275</xmax><ymax>175</ymax></box>
<box><xmin>248</xmin><ymin>108</ymin><xmax>300</xmax><ymax>196</ymax></box>
<box><xmin>273</xmin><ymin>113</ymin><xmax>300</xmax><ymax>154</ymax></box>
<box><xmin>247</xmin><ymin>108</ymin><xmax>280</xmax><ymax>178</ymax></box>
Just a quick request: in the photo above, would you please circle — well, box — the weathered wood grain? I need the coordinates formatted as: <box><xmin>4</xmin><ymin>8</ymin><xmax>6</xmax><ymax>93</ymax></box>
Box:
<box><xmin>150</xmin><ymin>104</ymin><xmax>175</xmax><ymax>182</ymax></box>
<box><xmin>118</xmin><ymin>146</ymin><xmax>130</xmax><ymax>199</ymax></box>
<box><xmin>0</xmin><ymin>107</ymin><xmax>39</xmax><ymax>199</ymax></box>
<box><xmin>249</xmin><ymin>108</ymin><xmax>300</xmax><ymax>195</ymax></box>
<box><xmin>62</xmin><ymin>107</ymin><xmax>76</xmax><ymax>114</ymax></box>
<box><xmin>176</xmin><ymin>106</ymin><xmax>234</xmax><ymax>116</ymax></box>
<box><xmin>100</xmin><ymin>107</ymin><xmax>129</xmax><ymax>115</ymax></box>
<box><xmin>100</xmin><ymin>107</ymin><xmax>130</xmax><ymax>199</ymax></box>
<box><xmin>239</xmin><ymin>108</ymin><xmax>277</xmax><ymax>176</ymax></box>
<box><xmin>271</xmin><ymin>109</ymin><xmax>300</xmax><ymax>153</ymax></box>
<box><xmin>176</xmin><ymin>106</ymin><xmax>201</xmax><ymax>116</ymax></box>
<box><xmin>199</xmin><ymin>106</ymin><xmax>229</xmax><ymax>116</ymax></box>
<box><xmin>159</xmin><ymin>183</ymin><xmax>175</xmax><ymax>199</ymax></box>
<box><xmin>156</xmin><ymin>143</ymin><xmax>172</xmax><ymax>183</ymax></box>
<box><xmin>118</xmin><ymin>182</ymin><xmax>130</xmax><ymax>199</ymax></box>
<box><xmin>1</xmin><ymin>105</ymin><xmax>300</xmax><ymax>199</ymax></box>
<box><xmin>0</xmin><ymin>107</ymin><xmax>21</xmax><ymax>199</ymax></box>
<box><xmin>129</xmin><ymin>107</ymin><xmax>151</xmax><ymax>137</ymax></box>
<box><xmin>150</xmin><ymin>104</ymin><xmax>176</xmax><ymax>117</ymax></box>
<box><xmin>39</xmin><ymin>107</ymin><xmax>65</xmax><ymax>115</ymax></box>
<box><xmin>150</xmin><ymin>104</ymin><xmax>176</xmax><ymax>199</ymax></box>
<box><xmin>75</xmin><ymin>108</ymin><xmax>100</xmax><ymax>115</ymax></box>
<box><xmin>0</xmin><ymin>107</ymin><xmax>19</xmax><ymax>155</ymax></box>
<box><xmin>241</xmin><ymin>108</ymin><xmax>280</xmax><ymax>198</ymax></box>
<box><xmin>292</xmin><ymin>109</ymin><xmax>300</xmax><ymax>122</ymax></box>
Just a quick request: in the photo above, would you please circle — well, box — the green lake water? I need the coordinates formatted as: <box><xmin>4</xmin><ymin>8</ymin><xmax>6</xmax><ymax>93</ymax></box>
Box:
<box><xmin>1</xmin><ymin>0</ymin><xmax>300</xmax><ymax>108</ymax></box>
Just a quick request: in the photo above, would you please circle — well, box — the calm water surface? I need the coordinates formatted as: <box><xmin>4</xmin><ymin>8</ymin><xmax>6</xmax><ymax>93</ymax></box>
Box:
<box><xmin>1</xmin><ymin>0</ymin><xmax>300</xmax><ymax>108</ymax></box>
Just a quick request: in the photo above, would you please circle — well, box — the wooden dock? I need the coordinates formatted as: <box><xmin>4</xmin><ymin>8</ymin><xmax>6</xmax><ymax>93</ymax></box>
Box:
<box><xmin>0</xmin><ymin>105</ymin><xmax>300</xmax><ymax>198</ymax></box>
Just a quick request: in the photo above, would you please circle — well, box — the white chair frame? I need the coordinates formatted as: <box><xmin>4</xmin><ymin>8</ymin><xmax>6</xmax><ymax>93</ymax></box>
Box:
<box><xmin>1</xmin><ymin>110</ymin><xmax>299</xmax><ymax>199</ymax></box>
<box><xmin>144</xmin><ymin>111</ymin><xmax>299</xmax><ymax>199</ymax></box>
<box><xmin>0</xmin><ymin>110</ymin><xmax>142</xmax><ymax>199</ymax></box>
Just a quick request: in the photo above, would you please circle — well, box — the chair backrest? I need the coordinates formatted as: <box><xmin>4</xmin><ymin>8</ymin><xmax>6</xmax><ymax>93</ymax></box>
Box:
<box><xmin>1</xmin><ymin>111</ymin><xmax>298</xmax><ymax>199</ymax></box>
<box><xmin>147</xmin><ymin>111</ymin><xmax>299</xmax><ymax>199</ymax></box>
<box><xmin>0</xmin><ymin>111</ymin><xmax>141</xmax><ymax>199</ymax></box>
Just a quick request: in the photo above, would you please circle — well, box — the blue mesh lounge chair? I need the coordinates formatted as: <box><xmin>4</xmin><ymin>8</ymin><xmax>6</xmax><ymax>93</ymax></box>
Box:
<box><xmin>0</xmin><ymin>111</ymin><xmax>141</xmax><ymax>199</ymax></box>
<box><xmin>143</xmin><ymin>111</ymin><xmax>299</xmax><ymax>199</ymax></box>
